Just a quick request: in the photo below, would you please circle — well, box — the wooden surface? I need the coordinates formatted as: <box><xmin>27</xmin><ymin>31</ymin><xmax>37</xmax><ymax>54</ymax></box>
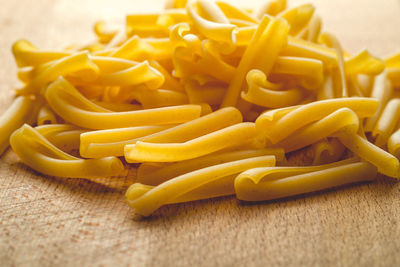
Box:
<box><xmin>1</xmin><ymin>0</ymin><xmax>400</xmax><ymax>266</ymax></box>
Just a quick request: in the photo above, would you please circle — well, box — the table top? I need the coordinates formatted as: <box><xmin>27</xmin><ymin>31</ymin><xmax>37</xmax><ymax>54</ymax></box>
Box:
<box><xmin>1</xmin><ymin>0</ymin><xmax>399</xmax><ymax>266</ymax></box>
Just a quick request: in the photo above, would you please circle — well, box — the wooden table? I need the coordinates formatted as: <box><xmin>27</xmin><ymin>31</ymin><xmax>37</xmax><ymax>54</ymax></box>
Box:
<box><xmin>1</xmin><ymin>0</ymin><xmax>399</xmax><ymax>266</ymax></box>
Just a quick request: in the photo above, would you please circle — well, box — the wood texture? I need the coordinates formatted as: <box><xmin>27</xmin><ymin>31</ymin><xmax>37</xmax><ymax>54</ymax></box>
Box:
<box><xmin>1</xmin><ymin>0</ymin><xmax>400</xmax><ymax>266</ymax></box>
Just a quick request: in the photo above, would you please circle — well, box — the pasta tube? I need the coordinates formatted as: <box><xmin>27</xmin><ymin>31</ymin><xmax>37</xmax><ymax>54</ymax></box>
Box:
<box><xmin>126</xmin><ymin>155</ymin><xmax>276</xmax><ymax>216</ymax></box>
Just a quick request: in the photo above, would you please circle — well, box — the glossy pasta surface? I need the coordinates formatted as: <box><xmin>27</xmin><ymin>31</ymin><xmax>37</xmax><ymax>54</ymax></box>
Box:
<box><xmin>1</xmin><ymin>0</ymin><xmax>399</xmax><ymax>216</ymax></box>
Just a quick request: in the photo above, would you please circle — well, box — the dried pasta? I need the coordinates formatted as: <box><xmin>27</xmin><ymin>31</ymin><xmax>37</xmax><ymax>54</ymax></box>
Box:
<box><xmin>1</xmin><ymin>0</ymin><xmax>399</xmax><ymax>216</ymax></box>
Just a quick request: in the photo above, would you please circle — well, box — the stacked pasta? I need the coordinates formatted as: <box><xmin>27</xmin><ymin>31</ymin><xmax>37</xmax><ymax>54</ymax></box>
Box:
<box><xmin>1</xmin><ymin>0</ymin><xmax>399</xmax><ymax>216</ymax></box>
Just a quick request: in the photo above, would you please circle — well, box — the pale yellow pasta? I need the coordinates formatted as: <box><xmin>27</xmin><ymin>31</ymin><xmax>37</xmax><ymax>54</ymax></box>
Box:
<box><xmin>36</xmin><ymin>124</ymin><xmax>85</xmax><ymax>152</ymax></box>
<box><xmin>10</xmin><ymin>124</ymin><xmax>125</xmax><ymax>178</ymax></box>
<box><xmin>126</xmin><ymin>155</ymin><xmax>276</xmax><ymax>216</ymax></box>
<box><xmin>386</xmin><ymin>53</ymin><xmax>400</xmax><ymax>87</ymax></box>
<box><xmin>92</xmin><ymin>101</ymin><xmax>141</xmax><ymax>112</ymax></box>
<box><xmin>241</xmin><ymin>69</ymin><xmax>303</xmax><ymax>108</ymax></box>
<box><xmin>137</xmin><ymin>148</ymin><xmax>285</xmax><ymax>185</ymax></box>
<box><xmin>388</xmin><ymin>129</ymin><xmax>400</xmax><ymax>159</ymax></box>
<box><xmin>126</xmin><ymin>13</ymin><xmax>168</xmax><ymax>38</ymax></box>
<box><xmin>81</xmin><ymin>107</ymin><xmax>242</xmax><ymax>158</ymax></box>
<box><xmin>254</xmin><ymin>0</ymin><xmax>286</xmax><ymax>18</ymax></box>
<box><xmin>94</xmin><ymin>21</ymin><xmax>119</xmax><ymax>44</ymax></box>
<box><xmin>216</xmin><ymin>1</ymin><xmax>259</xmax><ymax>24</ymax></box>
<box><xmin>17</xmin><ymin>51</ymin><xmax>99</xmax><ymax>95</ymax></box>
<box><xmin>125</xmin><ymin>122</ymin><xmax>257</xmax><ymax>163</ymax></box>
<box><xmin>37</xmin><ymin>105</ymin><xmax>57</xmax><ymax>126</ymax></box>
<box><xmin>222</xmin><ymin>16</ymin><xmax>289</xmax><ymax>107</ymax></box>
<box><xmin>275</xmin><ymin>107</ymin><xmax>359</xmax><ymax>152</ymax></box>
<box><xmin>235</xmin><ymin>161</ymin><xmax>376</xmax><ymax>201</ymax></box>
<box><xmin>187</xmin><ymin>0</ymin><xmax>237</xmax><ymax>44</ymax></box>
<box><xmin>298</xmin><ymin>14</ymin><xmax>321</xmax><ymax>43</ymax></box>
<box><xmin>373</xmin><ymin>98</ymin><xmax>400</xmax><ymax>147</ymax></box>
<box><xmin>12</xmin><ymin>39</ymin><xmax>71</xmax><ymax>67</ymax></box>
<box><xmin>345</xmin><ymin>50</ymin><xmax>385</xmax><ymax>76</ymax></box>
<box><xmin>45</xmin><ymin>78</ymin><xmax>202</xmax><ymax>129</ymax></box>
<box><xmin>364</xmin><ymin>72</ymin><xmax>393</xmax><ymax>132</ymax></box>
<box><xmin>279</xmin><ymin>3</ymin><xmax>315</xmax><ymax>36</ymax></box>
<box><xmin>317</xmin><ymin>74</ymin><xmax>334</xmax><ymax>100</ymax></box>
<box><xmin>357</xmin><ymin>74</ymin><xmax>375</xmax><ymax>96</ymax></box>
<box><xmin>312</xmin><ymin>138</ymin><xmax>345</xmax><ymax>165</ymax></box>
<box><xmin>319</xmin><ymin>32</ymin><xmax>347</xmax><ymax>97</ymax></box>
<box><xmin>256</xmin><ymin>97</ymin><xmax>379</xmax><ymax>144</ymax></box>
<box><xmin>0</xmin><ymin>96</ymin><xmax>38</xmax><ymax>155</ymax></box>
<box><xmin>335</xmin><ymin>131</ymin><xmax>399</xmax><ymax>178</ymax></box>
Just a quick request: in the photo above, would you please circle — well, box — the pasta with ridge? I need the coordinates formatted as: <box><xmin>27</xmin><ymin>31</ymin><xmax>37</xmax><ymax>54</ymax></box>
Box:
<box><xmin>0</xmin><ymin>0</ymin><xmax>399</xmax><ymax>216</ymax></box>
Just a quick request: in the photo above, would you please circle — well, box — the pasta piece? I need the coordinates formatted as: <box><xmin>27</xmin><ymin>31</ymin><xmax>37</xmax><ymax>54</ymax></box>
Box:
<box><xmin>126</xmin><ymin>155</ymin><xmax>276</xmax><ymax>216</ymax></box>
<box><xmin>279</xmin><ymin>3</ymin><xmax>315</xmax><ymax>36</ymax></box>
<box><xmin>124</xmin><ymin>122</ymin><xmax>257</xmax><ymax>163</ymax></box>
<box><xmin>222</xmin><ymin>16</ymin><xmax>289</xmax><ymax>107</ymax></box>
<box><xmin>364</xmin><ymin>72</ymin><xmax>392</xmax><ymax>132</ymax></box>
<box><xmin>94</xmin><ymin>21</ymin><xmax>119</xmax><ymax>44</ymax></box>
<box><xmin>317</xmin><ymin>74</ymin><xmax>334</xmax><ymax>100</ymax></box>
<box><xmin>345</xmin><ymin>50</ymin><xmax>385</xmax><ymax>76</ymax></box>
<box><xmin>298</xmin><ymin>14</ymin><xmax>321</xmax><ymax>43</ymax></box>
<box><xmin>10</xmin><ymin>124</ymin><xmax>125</xmax><ymax>178</ymax></box>
<box><xmin>17</xmin><ymin>51</ymin><xmax>99</xmax><ymax>95</ymax></box>
<box><xmin>0</xmin><ymin>96</ymin><xmax>38</xmax><ymax>155</ymax></box>
<box><xmin>256</xmin><ymin>97</ymin><xmax>378</xmax><ymax>144</ymax></box>
<box><xmin>216</xmin><ymin>1</ymin><xmax>259</xmax><ymax>24</ymax></box>
<box><xmin>165</xmin><ymin>0</ymin><xmax>188</xmax><ymax>9</ymax></box>
<box><xmin>36</xmin><ymin>124</ymin><xmax>85</xmax><ymax>152</ymax></box>
<box><xmin>187</xmin><ymin>0</ymin><xmax>237</xmax><ymax>44</ymax></box>
<box><xmin>184</xmin><ymin>80</ymin><xmax>226</xmax><ymax>106</ymax></box>
<box><xmin>388</xmin><ymin>129</ymin><xmax>400</xmax><ymax>159</ymax></box>
<box><xmin>130</xmin><ymin>88</ymin><xmax>188</xmax><ymax>108</ymax></box>
<box><xmin>12</xmin><ymin>39</ymin><xmax>71</xmax><ymax>67</ymax></box>
<box><xmin>241</xmin><ymin>69</ymin><xmax>303</xmax><ymax>108</ymax></box>
<box><xmin>312</xmin><ymin>138</ymin><xmax>345</xmax><ymax>165</ymax></box>
<box><xmin>45</xmin><ymin>78</ymin><xmax>202</xmax><ymax>129</ymax></box>
<box><xmin>254</xmin><ymin>0</ymin><xmax>287</xmax><ymax>18</ymax></box>
<box><xmin>373</xmin><ymin>98</ymin><xmax>400</xmax><ymax>147</ymax></box>
<box><xmin>275</xmin><ymin>107</ymin><xmax>359</xmax><ymax>152</ymax></box>
<box><xmin>235</xmin><ymin>161</ymin><xmax>376</xmax><ymax>201</ymax></box>
<box><xmin>81</xmin><ymin>107</ymin><xmax>242</xmax><ymax>158</ymax></box>
<box><xmin>137</xmin><ymin>148</ymin><xmax>285</xmax><ymax>185</ymax></box>
<box><xmin>319</xmin><ymin>32</ymin><xmax>347</xmax><ymax>97</ymax></box>
<box><xmin>335</xmin><ymin>131</ymin><xmax>399</xmax><ymax>178</ymax></box>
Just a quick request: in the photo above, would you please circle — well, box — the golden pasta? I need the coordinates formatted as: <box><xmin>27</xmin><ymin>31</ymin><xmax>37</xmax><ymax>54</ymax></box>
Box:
<box><xmin>1</xmin><ymin>0</ymin><xmax>399</xmax><ymax>216</ymax></box>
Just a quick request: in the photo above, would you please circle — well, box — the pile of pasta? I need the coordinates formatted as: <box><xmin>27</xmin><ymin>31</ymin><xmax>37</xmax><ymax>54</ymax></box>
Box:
<box><xmin>1</xmin><ymin>0</ymin><xmax>399</xmax><ymax>216</ymax></box>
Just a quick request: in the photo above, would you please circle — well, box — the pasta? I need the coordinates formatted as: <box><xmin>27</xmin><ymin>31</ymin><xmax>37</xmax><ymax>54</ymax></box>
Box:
<box><xmin>1</xmin><ymin>0</ymin><xmax>399</xmax><ymax>216</ymax></box>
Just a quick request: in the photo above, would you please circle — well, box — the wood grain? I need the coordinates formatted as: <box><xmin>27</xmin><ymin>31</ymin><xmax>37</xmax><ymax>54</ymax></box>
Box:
<box><xmin>1</xmin><ymin>0</ymin><xmax>400</xmax><ymax>266</ymax></box>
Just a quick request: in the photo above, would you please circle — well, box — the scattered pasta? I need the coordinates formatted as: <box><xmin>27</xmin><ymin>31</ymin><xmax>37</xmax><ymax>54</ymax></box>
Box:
<box><xmin>1</xmin><ymin>0</ymin><xmax>399</xmax><ymax>216</ymax></box>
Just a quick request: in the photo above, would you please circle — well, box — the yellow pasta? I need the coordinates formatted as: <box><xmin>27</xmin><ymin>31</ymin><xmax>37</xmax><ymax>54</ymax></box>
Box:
<box><xmin>2</xmin><ymin>0</ymin><xmax>399</xmax><ymax>216</ymax></box>
<box><xmin>235</xmin><ymin>160</ymin><xmax>376</xmax><ymax>201</ymax></box>
<box><xmin>125</xmin><ymin>122</ymin><xmax>257</xmax><ymax>163</ymax></box>
<box><xmin>126</xmin><ymin>155</ymin><xmax>276</xmax><ymax>216</ymax></box>
<box><xmin>0</xmin><ymin>96</ymin><xmax>38</xmax><ymax>155</ymax></box>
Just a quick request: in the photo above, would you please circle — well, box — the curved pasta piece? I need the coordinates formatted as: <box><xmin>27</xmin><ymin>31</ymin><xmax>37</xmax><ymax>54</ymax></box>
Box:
<box><xmin>298</xmin><ymin>14</ymin><xmax>321</xmax><ymax>43</ymax></box>
<box><xmin>81</xmin><ymin>107</ymin><xmax>242</xmax><ymax>158</ymax></box>
<box><xmin>94</xmin><ymin>21</ymin><xmax>119</xmax><ymax>44</ymax></box>
<box><xmin>222</xmin><ymin>16</ymin><xmax>289</xmax><ymax>107</ymax></box>
<box><xmin>235</xmin><ymin>161</ymin><xmax>377</xmax><ymax>201</ymax></box>
<box><xmin>364</xmin><ymin>73</ymin><xmax>392</xmax><ymax>132</ymax></box>
<box><xmin>388</xmin><ymin>129</ymin><xmax>400</xmax><ymax>159</ymax></box>
<box><xmin>10</xmin><ymin>124</ymin><xmax>125</xmax><ymax>178</ymax></box>
<box><xmin>0</xmin><ymin>96</ymin><xmax>38</xmax><ymax>155</ymax></box>
<box><xmin>256</xmin><ymin>97</ymin><xmax>378</xmax><ymax>144</ymax></box>
<box><xmin>254</xmin><ymin>0</ymin><xmax>286</xmax><ymax>18</ymax></box>
<box><xmin>319</xmin><ymin>32</ymin><xmax>347</xmax><ymax>97</ymax></box>
<box><xmin>272</xmin><ymin>56</ymin><xmax>324</xmax><ymax>88</ymax></box>
<box><xmin>216</xmin><ymin>1</ymin><xmax>259</xmax><ymax>24</ymax></box>
<box><xmin>126</xmin><ymin>155</ymin><xmax>276</xmax><ymax>216</ymax></box>
<box><xmin>241</xmin><ymin>69</ymin><xmax>303</xmax><ymax>108</ymax></box>
<box><xmin>373</xmin><ymin>98</ymin><xmax>400</xmax><ymax>147</ymax></box>
<box><xmin>281</xmin><ymin>37</ymin><xmax>338</xmax><ymax>68</ymax></box>
<box><xmin>17</xmin><ymin>51</ymin><xmax>99</xmax><ymax>95</ymax></box>
<box><xmin>335</xmin><ymin>131</ymin><xmax>399</xmax><ymax>178</ymax></box>
<box><xmin>37</xmin><ymin>105</ymin><xmax>57</xmax><ymax>125</ymax></box>
<box><xmin>124</xmin><ymin>122</ymin><xmax>257</xmax><ymax>163</ymax></box>
<box><xmin>317</xmin><ymin>74</ymin><xmax>334</xmax><ymax>100</ymax></box>
<box><xmin>312</xmin><ymin>138</ymin><xmax>345</xmax><ymax>165</ymax></box>
<box><xmin>45</xmin><ymin>78</ymin><xmax>202</xmax><ymax>129</ymax></box>
<box><xmin>36</xmin><ymin>124</ymin><xmax>85</xmax><ymax>152</ymax></box>
<box><xmin>345</xmin><ymin>50</ymin><xmax>385</xmax><ymax>76</ymax></box>
<box><xmin>137</xmin><ymin>148</ymin><xmax>285</xmax><ymax>185</ymax></box>
<box><xmin>126</xmin><ymin>13</ymin><xmax>168</xmax><ymax>38</ymax></box>
<box><xmin>12</xmin><ymin>39</ymin><xmax>71</xmax><ymax>67</ymax></box>
<box><xmin>187</xmin><ymin>0</ymin><xmax>238</xmax><ymax>44</ymax></box>
<box><xmin>276</xmin><ymin>107</ymin><xmax>359</xmax><ymax>152</ymax></box>
<box><xmin>278</xmin><ymin>3</ymin><xmax>315</xmax><ymax>36</ymax></box>
<box><xmin>148</xmin><ymin>60</ymin><xmax>184</xmax><ymax>92</ymax></box>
